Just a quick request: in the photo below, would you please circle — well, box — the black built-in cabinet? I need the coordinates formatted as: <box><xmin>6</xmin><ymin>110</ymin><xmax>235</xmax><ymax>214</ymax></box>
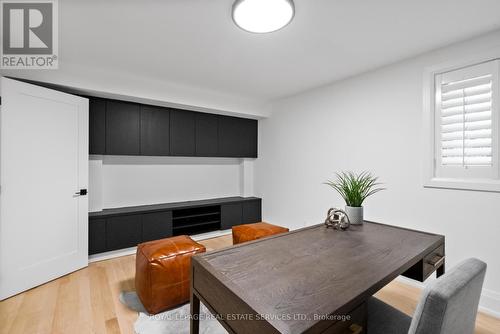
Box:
<box><xmin>89</xmin><ymin>97</ymin><xmax>258</xmax><ymax>158</ymax></box>
<box><xmin>89</xmin><ymin>218</ymin><xmax>106</xmax><ymax>254</ymax></box>
<box><xmin>142</xmin><ymin>211</ymin><xmax>173</xmax><ymax>242</ymax></box>
<box><xmin>140</xmin><ymin>105</ymin><xmax>171</xmax><ymax>156</ymax></box>
<box><xmin>242</xmin><ymin>199</ymin><xmax>262</xmax><ymax>224</ymax></box>
<box><xmin>218</xmin><ymin>116</ymin><xmax>258</xmax><ymax>158</ymax></box>
<box><xmin>195</xmin><ymin>113</ymin><xmax>218</xmax><ymax>156</ymax></box>
<box><xmin>221</xmin><ymin>202</ymin><xmax>244</xmax><ymax>230</ymax></box>
<box><xmin>88</xmin><ymin>197</ymin><xmax>262</xmax><ymax>255</ymax></box>
<box><xmin>106</xmin><ymin>101</ymin><xmax>141</xmax><ymax>155</ymax></box>
<box><xmin>89</xmin><ymin>98</ymin><xmax>106</xmax><ymax>155</ymax></box>
<box><xmin>220</xmin><ymin>200</ymin><xmax>262</xmax><ymax>230</ymax></box>
<box><xmin>106</xmin><ymin>214</ymin><xmax>142</xmax><ymax>250</ymax></box>
<box><xmin>170</xmin><ymin>109</ymin><xmax>196</xmax><ymax>156</ymax></box>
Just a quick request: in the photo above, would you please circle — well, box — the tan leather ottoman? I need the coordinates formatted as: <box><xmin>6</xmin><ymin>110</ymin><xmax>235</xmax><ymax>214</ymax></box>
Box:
<box><xmin>135</xmin><ymin>235</ymin><xmax>206</xmax><ymax>314</ymax></box>
<box><xmin>232</xmin><ymin>222</ymin><xmax>289</xmax><ymax>244</ymax></box>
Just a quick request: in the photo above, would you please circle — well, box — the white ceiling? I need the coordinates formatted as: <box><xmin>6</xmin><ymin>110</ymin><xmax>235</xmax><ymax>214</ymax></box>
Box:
<box><xmin>62</xmin><ymin>0</ymin><xmax>500</xmax><ymax>102</ymax></box>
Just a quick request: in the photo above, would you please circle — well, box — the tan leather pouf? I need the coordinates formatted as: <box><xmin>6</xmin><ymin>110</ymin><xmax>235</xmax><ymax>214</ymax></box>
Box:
<box><xmin>135</xmin><ymin>235</ymin><xmax>206</xmax><ymax>314</ymax></box>
<box><xmin>232</xmin><ymin>222</ymin><xmax>289</xmax><ymax>244</ymax></box>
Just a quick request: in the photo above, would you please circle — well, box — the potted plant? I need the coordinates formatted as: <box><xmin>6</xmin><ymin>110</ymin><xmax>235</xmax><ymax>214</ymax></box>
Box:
<box><xmin>324</xmin><ymin>171</ymin><xmax>385</xmax><ymax>225</ymax></box>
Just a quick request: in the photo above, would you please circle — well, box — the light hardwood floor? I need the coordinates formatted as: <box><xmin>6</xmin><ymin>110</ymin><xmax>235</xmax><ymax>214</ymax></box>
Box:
<box><xmin>1</xmin><ymin>234</ymin><xmax>499</xmax><ymax>334</ymax></box>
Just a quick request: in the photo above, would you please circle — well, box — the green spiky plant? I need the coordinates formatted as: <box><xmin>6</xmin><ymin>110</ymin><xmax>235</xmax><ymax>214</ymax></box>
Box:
<box><xmin>324</xmin><ymin>171</ymin><xmax>385</xmax><ymax>207</ymax></box>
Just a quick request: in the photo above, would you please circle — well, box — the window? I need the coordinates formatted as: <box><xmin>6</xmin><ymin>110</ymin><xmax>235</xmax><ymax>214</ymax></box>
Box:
<box><xmin>424</xmin><ymin>58</ymin><xmax>500</xmax><ymax>192</ymax></box>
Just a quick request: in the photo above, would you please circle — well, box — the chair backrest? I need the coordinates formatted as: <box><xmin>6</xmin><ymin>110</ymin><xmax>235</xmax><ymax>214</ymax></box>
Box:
<box><xmin>408</xmin><ymin>258</ymin><xmax>486</xmax><ymax>334</ymax></box>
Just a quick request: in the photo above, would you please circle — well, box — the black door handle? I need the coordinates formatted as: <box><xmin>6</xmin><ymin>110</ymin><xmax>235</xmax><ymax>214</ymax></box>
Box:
<box><xmin>74</xmin><ymin>189</ymin><xmax>88</xmax><ymax>196</ymax></box>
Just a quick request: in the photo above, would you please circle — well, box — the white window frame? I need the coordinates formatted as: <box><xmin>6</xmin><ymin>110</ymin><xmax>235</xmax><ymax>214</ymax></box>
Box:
<box><xmin>423</xmin><ymin>49</ymin><xmax>500</xmax><ymax>192</ymax></box>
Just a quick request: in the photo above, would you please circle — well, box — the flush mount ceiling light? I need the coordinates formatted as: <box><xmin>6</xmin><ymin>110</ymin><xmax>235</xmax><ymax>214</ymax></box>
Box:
<box><xmin>232</xmin><ymin>0</ymin><xmax>295</xmax><ymax>33</ymax></box>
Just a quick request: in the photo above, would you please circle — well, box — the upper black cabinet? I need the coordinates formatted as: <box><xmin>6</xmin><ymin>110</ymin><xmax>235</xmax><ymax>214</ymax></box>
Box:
<box><xmin>218</xmin><ymin>116</ymin><xmax>258</xmax><ymax>158</ymax></box>
<box><xmin>106</xmin><ymin>101</ymin><xmax>141</xmax><ymax>155</ymax></box>
<box><xmin>195</xmin><ymin>113</ymin><xmax>218</xmax><ymax>157</ymax></box>
<box><xmin>170</xmin><ymin>109</ymin><xmax>196</xmax><ymax>156</ymax></box>
<box><xmin>89</xmin><ymin>98</ymin><xmax>106</xmax><ymax>155</ymax></box>
<box><xmin>141</xmin><ymin>105</ymin><xmax>170</xmax><ymax>156</ymax></box>
<box><xmin>88</xmin><ymin>97</ymin><xmax>258</xmax><ymax>158</ymax></box>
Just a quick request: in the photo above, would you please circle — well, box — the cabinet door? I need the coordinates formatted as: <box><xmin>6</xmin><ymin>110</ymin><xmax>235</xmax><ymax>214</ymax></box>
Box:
<box><xmin>195</xmin><ymin>113</ymin><xmax>218</xmax><ymax>157</ymax></box>
<box><xmin>142</xmin><ymin>211</ymin><xmax>173</xmax><ymax>242</ymax></box>
<box><xmin>218</xmin><ymin>116</ymin><xmax>258</xmax><ymax>158</ymax></box>
<box><xmin>242</xmin><ymin>200</ymin><xmax>262</xmax><ymax>224</ymax></box>
<box><xmin>106</xmin><ymin>215</ymin><xmax>142</xmax><ymax>250</ymax></box>
<box><xmin>89</xmin><ymin>98</ymin><xmax>106</xmax><ymax>155</ymax></box>
<box><xmin>221</xmin><ymin>203</ymin><xmax>242</xmax><ymax>230</ymax></box>
<box><xmin>89</xmin><ymin>218</ymin><xmax>106</xmax><ymax>255</ymax></box>
<box><xmin>140</xmin><ymin>105</ymin><xmax>170</xmax><ymax>156</ymax></box>
<box><xmin>170</xmin><ymin>109</ymin><xmax>196</xmax><ymax>156</ymax></box>
<box><xmin>106</xmin><ymin>100</ymin><xmax>141</xmax><ymax>155</ymax></box>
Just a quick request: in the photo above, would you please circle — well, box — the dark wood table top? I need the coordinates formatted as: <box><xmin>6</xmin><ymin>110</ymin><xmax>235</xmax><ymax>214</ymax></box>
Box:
<box><xmin>193</xmin><ymin>221</ymin><xmax>444</xmax><ymax>334</ymax></box>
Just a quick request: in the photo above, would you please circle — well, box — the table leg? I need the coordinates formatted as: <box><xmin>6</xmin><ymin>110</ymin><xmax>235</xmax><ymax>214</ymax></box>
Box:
<box><xmin>437</xmin><ymin>263</ymin><xmax>445</xmax><ymax>278</ymax></box>
<box><xmin>190</xmin><ymin>291</ymin><xmax>200</xmax><ymax>334</ymax></box>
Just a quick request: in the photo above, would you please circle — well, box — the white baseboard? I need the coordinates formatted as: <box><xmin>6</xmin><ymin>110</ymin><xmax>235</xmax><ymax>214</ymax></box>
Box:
<box><xmin>89</xmin><ymin>246</ymin><xmax>138</xmax><ymax>263</ymax></box>
<box><xmin>88</xmin><ymin>229</ymin><xmax>232</xmax><ymax>263</ymax></box>
<box><xmin>479</xmin><ymin>288</ymin><xmax>500</xmax><ymax>318</ymax></box>
<box><xmin>190</xmin><ymin>229</ymin><xmax>232</xmax><ymax>242</ymax></box>
<box><xmin>395</xmin><ymin>276</ymin><xmax>500</xmax><ymax>319</ymax></box>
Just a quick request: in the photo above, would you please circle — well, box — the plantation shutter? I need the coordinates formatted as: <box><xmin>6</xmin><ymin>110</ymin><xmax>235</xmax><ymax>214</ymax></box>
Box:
<box><xmin>435</xmin><ymin>60</ymin><xmax>499</xmax><ymax>179</ymax></box>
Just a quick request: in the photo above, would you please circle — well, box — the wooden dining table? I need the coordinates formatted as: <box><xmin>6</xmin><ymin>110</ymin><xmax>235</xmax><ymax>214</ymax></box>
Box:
<box><xmin>190</xmin><ymin>221</ymin><xmax>445</xmax><ymax>334</ymax></box>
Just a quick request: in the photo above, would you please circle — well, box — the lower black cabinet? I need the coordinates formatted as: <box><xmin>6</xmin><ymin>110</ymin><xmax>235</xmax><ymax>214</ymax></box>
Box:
<box><xmin>106</xmin><ymin>215</ymin><xmax>142</xmax><ymax>250</ymax></box>
<box><xmin>221</xmin><ymin>203</ymin><xmax>242</xmax><ymax>230</ymax></box>
<box><xmin>89</xmin><ymin>218</ymin><xmax>106</xmax><ymax>255</ymax></box>
<box><xmin>142</xmin><ymin>211</ymin><xmax>173</xmax><ymax>242</ymax></box>
<box><xmin>89</xmin><ymin>197</ymin><xmax>262</xmax><ymax>255</ymax></box>
<box><xmin>242</xmin><ymin>199</ymin><xmax>262</xmax><ymax>224</ymax></box>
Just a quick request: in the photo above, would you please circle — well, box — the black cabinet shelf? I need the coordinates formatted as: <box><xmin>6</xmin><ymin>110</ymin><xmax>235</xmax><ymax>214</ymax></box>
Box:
<box><xmin>89</xmin><ymin>97</ymin><xmax>258</xmax><ymax>158</ymax></box>
<box><xmin>172</xmin><ymin>212</ymin><xmax>220</xmax><ymax>220</ymax></box>
<box><xmin>173</xmin><ymin>220</ymin><xmax>221</xmax><ymax>230</ymax></box>
<box><xmin>88</xmin><ymin>197</ymin><xmax>262</xmax><ymax>255</ymax></box>
<box><xmin>172</xmin><ymin>204</ymin><xmax>221</xmax><ymax>233</ymax></box>
<box><xmin>173</xmin><ymin>223</ymin><xmax>221</xmax><ymax>237</ymax></box>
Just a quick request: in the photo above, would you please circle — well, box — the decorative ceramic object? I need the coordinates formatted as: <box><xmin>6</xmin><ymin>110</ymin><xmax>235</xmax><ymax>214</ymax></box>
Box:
<box><xmin>324</xmin><ymin>208</ymin><xmax>350</xmax><ymax>230</ymax></box>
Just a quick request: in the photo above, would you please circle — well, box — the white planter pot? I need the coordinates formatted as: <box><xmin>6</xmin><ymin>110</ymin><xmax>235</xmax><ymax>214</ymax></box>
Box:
<box><xmin>345</xmin><ymin>206</ymin><xmax>363</xmax><ymax>225</ymax></box>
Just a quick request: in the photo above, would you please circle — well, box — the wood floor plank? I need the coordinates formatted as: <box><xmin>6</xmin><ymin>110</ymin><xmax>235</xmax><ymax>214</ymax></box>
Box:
<box><xmin>0</xmin><ymin>234</ymin><xmax>498</xmax><ymax>334</ymax></box>
<box><xmin>52</xmin><ymin>268</ymin><xmax>90</xmax><ymax>334</ymax></box>
<box><xmin>7</xmin><ymin>279</ymin><xmax>59</xmax><ymax>334</ymax></box>
<box><xmin>104</xmin><ymin>255</ymin><xmax>136</xmax><ymax>334</ymax></box>
<box><xmin>0</xmin><ymin>292</ymin><xmax>24</xmax><ymax>334</ymax></box>
<box><xmin>88</xmin><ymin>264</ymin><xmax>108</xmax><ymax>334</ymax></box>
<box><xmin>95</xmin><ymin>262</ymin><xmax>118</xmax><ymax>322</ymax></box>
<box><xmin>105</xmin><ymin>318</ymin><xmax>121</xmax><ymax>334</ymax></box>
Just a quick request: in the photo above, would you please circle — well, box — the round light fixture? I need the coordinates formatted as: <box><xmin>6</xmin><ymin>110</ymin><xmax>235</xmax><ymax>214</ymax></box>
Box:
<box><xmin>232</xmin><ymin>0</ymin><xmax>295</xmax><ymax>34</ymax></box>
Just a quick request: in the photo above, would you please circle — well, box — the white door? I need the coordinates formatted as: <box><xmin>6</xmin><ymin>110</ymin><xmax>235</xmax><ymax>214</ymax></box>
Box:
<box><xmin>0</xmin><ymin>77</ymin><xmax>89</xmax><ymax>300</ymax></box>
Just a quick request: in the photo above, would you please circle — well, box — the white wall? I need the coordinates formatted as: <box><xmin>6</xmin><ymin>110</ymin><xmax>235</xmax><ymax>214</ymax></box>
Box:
<box><xmin>255</xmin><ymin>29</ymin><xmax>500</xmax><ymax>316</ymax></box>
<box><xmin>90</xmin><ymin>156</ymin><xmax>247</xmax><ymax>209</ymax></box>
<box><xmin>0</xmin><ymin>62</ymin><xmax>270</xmax><ymax>118</ymax></box>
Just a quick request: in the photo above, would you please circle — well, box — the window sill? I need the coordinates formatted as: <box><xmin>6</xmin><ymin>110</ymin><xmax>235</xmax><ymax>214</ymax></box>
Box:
<box><xmin>424</xmin><ymin>177</ymin><xmax>500</xmax><ymax>193</ymax></box>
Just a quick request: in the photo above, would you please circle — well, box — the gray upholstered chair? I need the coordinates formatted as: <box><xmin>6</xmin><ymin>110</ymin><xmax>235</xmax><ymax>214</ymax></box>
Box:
<box><xmin>368</xmin><ymin>258</ymin><xmax>487</xmax><ymax>334</ymax></box>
